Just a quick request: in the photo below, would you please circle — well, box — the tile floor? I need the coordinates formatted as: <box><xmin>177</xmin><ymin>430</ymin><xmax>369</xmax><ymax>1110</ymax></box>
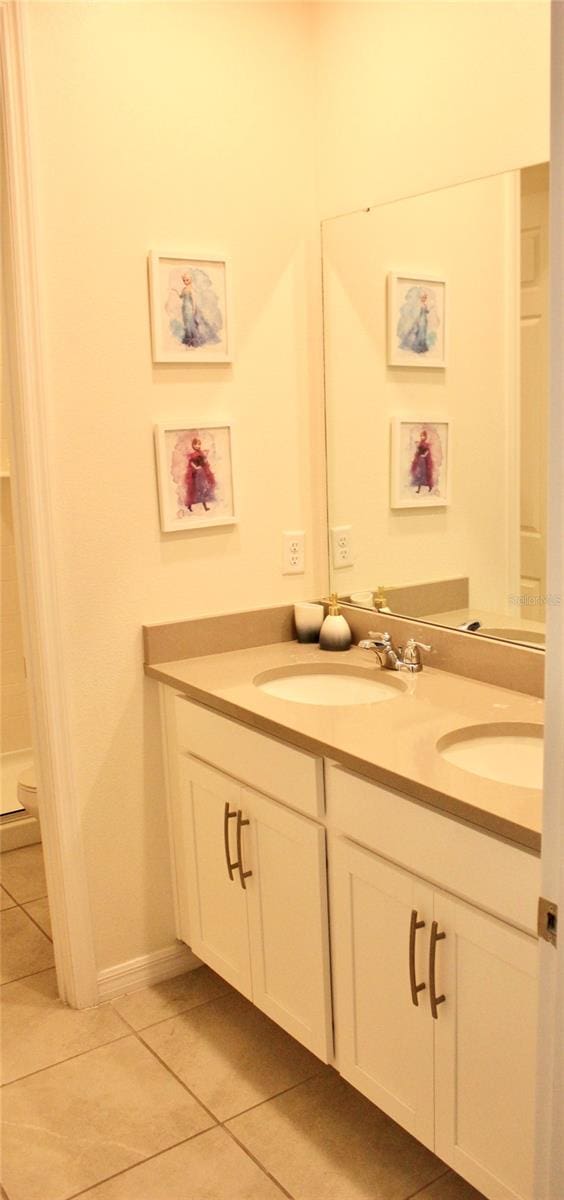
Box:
<box><xmin>0</xmin><ymin>844</ymin><xmax>486</xmax><ymax>1200</ymax></box>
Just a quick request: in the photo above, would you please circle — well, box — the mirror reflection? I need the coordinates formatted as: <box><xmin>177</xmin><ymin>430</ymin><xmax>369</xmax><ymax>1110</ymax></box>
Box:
<box><xmin>323</xmin><ymin>164</ymin><xmax>549</xmax><ymax>649</ymax></box>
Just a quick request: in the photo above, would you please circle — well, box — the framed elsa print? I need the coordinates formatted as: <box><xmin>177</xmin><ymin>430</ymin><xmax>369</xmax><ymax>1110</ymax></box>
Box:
<box><xmin>149</xmin><ymin>251</ymin><xmax>232</xmax><ymax>363</ymax></box>
<box><xmin>154</xmin><ymin>421</ymin><xmax>237</xmax><ymax>531</ymax></box>
<box><xmin>387</xmin><ymin>273</ymin><xmax>446</xmax><ymax>367</ymax></box>
<box><xmin>391</xmin><ymin>418</ymin><xmax>451</xmax><ymax>508</ymax></box>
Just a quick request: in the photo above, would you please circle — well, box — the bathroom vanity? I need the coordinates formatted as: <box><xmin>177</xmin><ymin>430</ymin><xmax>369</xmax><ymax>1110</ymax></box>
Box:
<box><xmin>147</xmin><ymin>635</ymin><xmax>542</xmax><ymax>1200</ymax></box>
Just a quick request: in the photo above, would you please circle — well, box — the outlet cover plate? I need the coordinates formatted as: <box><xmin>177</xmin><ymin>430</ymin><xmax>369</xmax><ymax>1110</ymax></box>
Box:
<box><xmin>331</xmin><ymin>525</ymin><xmax>354</xmax><ymax>568</ymax></box>
<box><xmin>283</xmin><ymin>530</ymin><xmax>305</xmax><ymax>575</ymax></box>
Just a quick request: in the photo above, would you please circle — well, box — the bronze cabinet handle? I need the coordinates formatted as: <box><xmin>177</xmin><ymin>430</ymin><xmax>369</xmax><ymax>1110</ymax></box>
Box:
<box><xmin>223</xmin><ymin>802</ymin><xmax>238</xmax><ymax>882</ymax></box>
<box><xmin>236</xmin><ymin>810</ymin><xmax>252</xmax><ymax>890</ymax></box>
<box><xmin>429</xmin><ymin>920</ymin><xmax>446</xmax><ymax>1019</ymax></box>
<box><xmin>409</xmin><ymin>910</ymin><xmax>426</xmax><ymax>1006</ymax></box>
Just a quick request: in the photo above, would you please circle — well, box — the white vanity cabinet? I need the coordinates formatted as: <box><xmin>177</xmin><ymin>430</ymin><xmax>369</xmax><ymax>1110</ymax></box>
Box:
<box><xmin>327</xmin><ymin>765</ymin><xmax>539</xmax><ymax>1200</ymax></box>
<box><xmin>159</xmin><ymin>684</ymin><xmax>540</xmax><ymax>1200</ymax></box>
<box><xmin>165</xmin><ymin>693</ymin><xmax>333</xmax><ymax>1063</ymax></box>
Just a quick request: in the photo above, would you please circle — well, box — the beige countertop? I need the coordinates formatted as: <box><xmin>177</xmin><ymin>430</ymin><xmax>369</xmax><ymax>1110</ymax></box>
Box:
<box><xmin>146</xmin><ymin>641</ymin><xmax>544</xmax><ymax>852</ymax></box>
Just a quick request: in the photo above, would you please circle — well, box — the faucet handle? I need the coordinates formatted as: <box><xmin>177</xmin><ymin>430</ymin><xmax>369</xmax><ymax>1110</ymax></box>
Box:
<box><xmin>368</xmin><ymin>630</ymin><xmax>392</xmax><ymax>644</ymax></box>
<box><xmin>402</xmin><ymin>637</ymin><xmax>432</xmax><ymax>667</ymax></box>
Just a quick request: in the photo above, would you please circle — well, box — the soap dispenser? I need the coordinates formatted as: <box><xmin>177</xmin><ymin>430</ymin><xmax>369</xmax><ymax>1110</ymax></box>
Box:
<box><xmin>319</xmin><ymin>594</ymin><xmax>352</xmax><ymax>651</ymax></box>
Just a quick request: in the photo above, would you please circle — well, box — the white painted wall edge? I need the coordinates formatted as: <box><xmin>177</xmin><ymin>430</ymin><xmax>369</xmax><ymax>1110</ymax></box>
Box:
<box><xmin>534</xmin><ymin>4</ymin><xmax>564</xmax><ymax>1198</ymax></box>
<box><xmin>97</xmin><ymin>943</ymin><xmax>201</xmax><ymax>1003</ymax></box>
<box><xmin>0</xmin><ymin>1</ymin><xmax>98</xmax><ymax>1008</ymax></box>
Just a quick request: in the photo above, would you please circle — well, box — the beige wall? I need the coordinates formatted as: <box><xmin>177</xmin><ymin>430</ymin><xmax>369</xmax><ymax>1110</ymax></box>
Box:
<box><xmin>324</xmin><ymin>172</ymin><xmax>518</xmax><ymax>611</ymax></box>
<box><xmin>26</xmin><ymin>1</ymin><xmax>323</xmax><ymax>971</ymax></box>
<box><xmin>314</xmin><ymin>0</ymin><xmax>550</xmax><ymax>217</ymax></box>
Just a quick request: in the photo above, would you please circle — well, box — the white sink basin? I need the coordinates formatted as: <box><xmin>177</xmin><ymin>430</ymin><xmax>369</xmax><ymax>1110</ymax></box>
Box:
<box><xmin>253</xmin><ymin>664</ymin><xmax>406</xmax><ymax>706</ymax></box>
<box><xmin>437</xmin><ymin>723</ymin><xmax>543</xmax><ymax>789</ymax></box>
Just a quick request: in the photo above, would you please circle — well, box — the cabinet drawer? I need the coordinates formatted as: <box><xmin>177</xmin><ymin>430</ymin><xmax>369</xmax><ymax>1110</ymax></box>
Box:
<box><xmin>175</xmin><ymin>696</ymin><xmax>324</xmax><ymax>819</ymax></box>
<box><xmin>326</xmin><ymin>764</ymin><xmax>540</xmax><ymax>934</ymax></box>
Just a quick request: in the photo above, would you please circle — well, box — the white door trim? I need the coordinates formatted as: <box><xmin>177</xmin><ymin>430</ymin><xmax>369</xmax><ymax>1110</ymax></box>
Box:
<box><xmin>535</xmin><ymin>4</ymin><xmax>564</xmax><ymax>1196</ymax></box>
<box><xmin>0</xmin><ymin>1</ymin><xmax>98</xmax><ymax>1008</ymax></box>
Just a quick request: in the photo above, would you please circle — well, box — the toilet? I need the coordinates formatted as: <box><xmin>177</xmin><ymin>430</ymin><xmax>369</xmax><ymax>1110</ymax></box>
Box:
<box><xmin>17</xmin><ymin>767</ymin><xmax>39</xmax><ymax>822</ymax></box>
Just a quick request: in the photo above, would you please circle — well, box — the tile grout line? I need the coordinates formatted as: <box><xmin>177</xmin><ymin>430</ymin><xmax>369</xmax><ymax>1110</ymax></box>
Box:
<box><xmin>3</xmin><ymin>854</ymin><xmax>291</xmax><ymax>1198</ymax></box>
<box><xmin>110</xmin><ymin>987</ymin><xmax>233</xmax><ymax>1031</ymax></box>
<box><xmin>403</xmin><ymin>1167</ymin><xmax>453</xmax><ymax>1199</ymax></box>
<box><xmin>1</xmin><ymin>962</ymin><xmax>58</xmax><ymax>988</ymax></box>
<box><xmin>221</xmin><ymin>1124</ymin><xmax>296</xmax><ymax>1200</ymax></box>
<box><xmin>0</xmin><ymin>903</ymin><xmax>463</xmax><ymax>1200</ymax></box>
<box><xmin>118</xmin><ymin>1006</ymin><xmax>316</xmax><ymax>1200</ymax></box>
<box><xmin>0</xmin><ymin>1034</ymin><xmax>133</xmax><ymax>1089</ymax></box>
<box><xmin>222</xmin><ymin>1068</ymin><xmax>326</xmax><ymax>1123</ymax></box>
<box><xmin>61</xmin><ymin>1128</ymin><xmax>233</xmax><ymax>1200</ymax></box>
<box><xmin>0</xmin><ymin>963</ymin><xmax>55</xmax><ymax>991</ymax></box>
<box><xmin>18</xmin><ymin>900</ymin><xmax>53</xmax><ymax>943</ymax></box>
<box><xmin>0</xmin><ymin>880</ymin><xmax>48</xmax><ymax>906</ymax></box>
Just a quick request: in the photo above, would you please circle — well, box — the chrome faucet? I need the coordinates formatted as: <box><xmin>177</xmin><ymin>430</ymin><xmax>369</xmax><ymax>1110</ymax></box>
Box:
<box><xmin>358</xmin><ymin>631</ymin><xmax>432</xmax><ymax>673</ymax></box>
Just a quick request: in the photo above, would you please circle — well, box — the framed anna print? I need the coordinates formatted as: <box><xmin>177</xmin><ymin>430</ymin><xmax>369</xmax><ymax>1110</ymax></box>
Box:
<box><xmin>149</xmin><ymin>251</ymin><xmax>232</xmax><ymax>363</ymax></box>
<box><xmin>387</xmin><ymin>273</ymin><xmax>446</xmax><ymax>367</ymax></box>
<box><xmin>154</xmin><ymin>421</ymin><xmax>237</xmax><ymax>531</ymax></box>
<box><xmin>391</xmin><ymin>417</ymin><xmax>451</xmax><ymax>508</ymax></box>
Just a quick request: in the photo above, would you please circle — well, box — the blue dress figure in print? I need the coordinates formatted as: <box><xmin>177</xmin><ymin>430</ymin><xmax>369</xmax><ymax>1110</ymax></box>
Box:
<box><xmin>396</xmin><ymin>286</ymin><xmax>438</xmax><ymax>356</ymax></box>
<box><xmin>167</xmin><ymin>268</ymin><xmax>222</xmax><ymax>349</ymax></box>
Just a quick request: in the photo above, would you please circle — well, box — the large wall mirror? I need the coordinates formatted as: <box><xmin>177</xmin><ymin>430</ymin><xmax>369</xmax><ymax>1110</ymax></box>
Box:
<box><xmin>323</xmin><ymin>164</ymin><xmax>549</xmax><ymax>649</ymax></box>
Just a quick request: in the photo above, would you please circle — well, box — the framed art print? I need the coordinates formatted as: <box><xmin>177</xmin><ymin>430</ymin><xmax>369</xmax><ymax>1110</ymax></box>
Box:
<box><xmin>154</xmin><ymin>421</ymin><xmax>237</xmax><ymax>531</ymax></box>
<box><xmin>391</xmin><ymin>417</ymin><xmax>451</xmax><ymax>508</ymax></box>
<box><xmin>149</xmin><ymin>251</ymin><xmax>232</xmax><ymax>363</ymax></box>
<box><xmin>388</xmin><ymin>273</ymin><xmax>446</xmax><ymax>367</ymax></box>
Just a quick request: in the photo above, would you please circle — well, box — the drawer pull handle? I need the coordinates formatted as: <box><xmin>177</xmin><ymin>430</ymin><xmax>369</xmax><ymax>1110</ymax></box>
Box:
<box><xmin>409</xmin><ymin>909</ymin><xmax>426</xmax><ymax>1006</ymax></box>
<box><xmin>429</xmin><ymin>920</ymin><xmax>446</xmax><ymax>1019</ymax></box>
<box><xmin>236</xmin><ymin>810</ymin><xmax>252</xmax><ymax>890</ymax></box>
<box><xmin>223</xmin><ymin>802</ymin><xmax>238</xmax><ymax>882</ymax></box>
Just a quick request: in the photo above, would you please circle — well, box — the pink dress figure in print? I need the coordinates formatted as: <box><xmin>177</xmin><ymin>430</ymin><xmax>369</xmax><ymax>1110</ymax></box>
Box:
<box><xmin>185</xmin><ymin>437</ymin><xmax>216</xmax><ymax>512</ymax></box>
<box><xmin>410</xmin><ymin>430</ymin><xmax>434</xmax><ymax>494</ymax></box>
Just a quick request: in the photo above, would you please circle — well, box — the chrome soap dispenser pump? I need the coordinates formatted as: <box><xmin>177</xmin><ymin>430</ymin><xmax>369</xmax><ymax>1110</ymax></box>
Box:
<box><xmin>319</xmin><ymin>594</ymin><xmax>352</xmax><ymax>652</ymax></box>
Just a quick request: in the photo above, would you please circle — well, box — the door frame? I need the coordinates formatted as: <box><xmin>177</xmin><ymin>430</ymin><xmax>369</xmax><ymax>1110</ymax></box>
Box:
<box><xmin>534</xmin><ymin>4</ymin><xmax>564</xmax><ymax>1196</ymax></box>
<box><xmin>0</xmin><ymin>0</ymin><xmax>97</xmax><ymax>1007</ymax></box>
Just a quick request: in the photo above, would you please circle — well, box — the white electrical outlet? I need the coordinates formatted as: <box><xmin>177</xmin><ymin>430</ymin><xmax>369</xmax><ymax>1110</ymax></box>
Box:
<box><xmin>331</xmin><ymin>525</ymin><xmax>354</xmax><ymax>568</ymax></box>
<box><xmin>282</xmin><ymin>530</ymin><xmax>305</xmax><ymax>575</ymax></box>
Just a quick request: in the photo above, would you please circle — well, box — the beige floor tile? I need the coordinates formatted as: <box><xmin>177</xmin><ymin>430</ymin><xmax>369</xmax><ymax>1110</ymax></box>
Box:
<box><xmin>1</xmin><ymin>968</ymin><xmax>129</xmax><ymax>1084</ymax></box>
<box><xmin>141</xmin><ymin>990</ymin><xmax>322</xmax><ymax>1121</ymax></box>
<box><xmin>22</xmin><ymin>896</ymin><xmax>53</xmax><ymax>939</ymax></box>
<box><xmin>74</xmin><ymin>1126</ymin><xmax>286</xmax><ymax>1199</ymax></box>
<box><xmin>414</xmin><ymin>1169</ymin><xmax>486</xmax><ymax>1199</ymax></box>
<box><xmin>111</xmin><ymin>965</ymin><xmax>230</xmax><ymax>1030</ymax></box>
<box><xmin>0</xmin><ymin>906</ymin><xmax>54</xmax><ymax>984</ymax></box>
<box><xmin>227</xmin><ymin>1070</ymin><xmax>447</xmax><ymax>1200</ymax></box>
<box><xmin>1</xmin><ymin>1035</ymin><xmax>215</xmax><ymax>1200</ymax></box>
<box><xmin>0</xmin><ymin>884</ymin><xmax>16</xmax><ymax>909</ymax></box>
<box><xmin>0</xmin><ymin>843</ymin><xmax>47</xmax><ymax>902</ymax></box>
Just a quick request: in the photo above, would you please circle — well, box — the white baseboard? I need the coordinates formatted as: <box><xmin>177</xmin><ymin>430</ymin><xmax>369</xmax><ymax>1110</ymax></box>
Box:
<box><xmin>97</xmin><ymin>941</ymin><xmax>201</xmax><ymax>1003</ymax></box>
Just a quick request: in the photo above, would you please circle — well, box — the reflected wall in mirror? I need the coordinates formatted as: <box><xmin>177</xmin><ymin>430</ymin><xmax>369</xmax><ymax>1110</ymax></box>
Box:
<box><xmin>323</xmin><ymin>164</ymin><xmax>549</xmax><ymax>649</ymax></box>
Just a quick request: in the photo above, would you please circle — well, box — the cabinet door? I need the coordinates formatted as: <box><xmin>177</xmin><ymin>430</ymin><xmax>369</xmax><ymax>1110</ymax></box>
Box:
<box><xmin>434</xmin><ymin>894</ymin><xmax>537</xmax><ymax>1200</ymax></box>
<box><xmin>178</xmin><ymin>756</ymin><xmax>252</xmax><ymax>998</ymax></box>
<box><xmin>243</xmin><ymin>787</ymin><xmax>333</xmax><ymax>1063</ymax></box>
<box><xmin>329</xmin><ymin>836</ymin><xmax>435</xmax><ymax>1148</ymax></box>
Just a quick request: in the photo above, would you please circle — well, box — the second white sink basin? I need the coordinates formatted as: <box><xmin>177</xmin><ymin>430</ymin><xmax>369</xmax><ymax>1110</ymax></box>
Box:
<box><xmin>254</xmin><ymin>664</ymin><xmax>406</xmax><ymax>706</ymax></box>
<box><xmin>437</xmin><ymin>723</ymin><xmax>543</xmax><ymax>789</ymax></box>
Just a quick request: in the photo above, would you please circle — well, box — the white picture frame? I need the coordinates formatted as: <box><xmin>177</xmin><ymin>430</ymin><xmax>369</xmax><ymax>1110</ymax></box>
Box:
<box><xmin>391</xmin><ymin>417</ymin><xmax>451</xmax><ymax>508</ymax></box>
<box><xmin>387</xmin><ymin>272</ymin><xmax>447</xmax><ymax>367</ymax></box>
<box><xmin>154</xmin><ymin>421</ymin><xmax>237</xmax><ymax>532</ymax></box>
<box><xmin>149</xmin><ymin>250</ymin><xmax>232</xmax><ymax>363</ymax></box>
